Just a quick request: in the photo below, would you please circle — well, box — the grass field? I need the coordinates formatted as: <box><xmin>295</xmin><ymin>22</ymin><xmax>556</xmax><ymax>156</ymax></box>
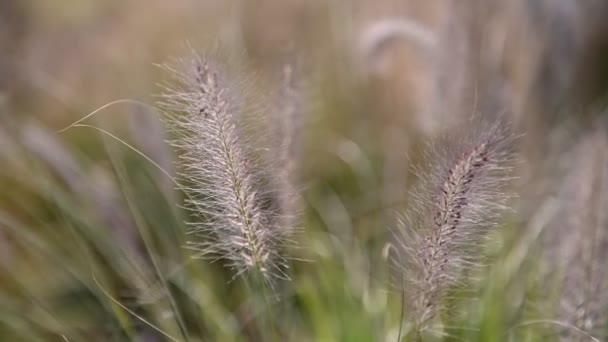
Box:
<box><xmin>1</xmin><ymin>1</ymin><xmax>607</xmax><ymax>341</ymax></box>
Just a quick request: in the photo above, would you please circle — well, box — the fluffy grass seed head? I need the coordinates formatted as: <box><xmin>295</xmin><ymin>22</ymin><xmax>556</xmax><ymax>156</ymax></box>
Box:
<box><xmin>392</xmin><ymin>118</ymin><xmax>517</xmax><ymax>331</ymax></box>
<box><xmin>544</xmin><ymin>126</ymin><xmax>608</xmax><ymax>340</ymax></box>
<box><xmin>159</xmin><ymin>50</ymin><xmax>290</xmax><ymax>283</ymax></box>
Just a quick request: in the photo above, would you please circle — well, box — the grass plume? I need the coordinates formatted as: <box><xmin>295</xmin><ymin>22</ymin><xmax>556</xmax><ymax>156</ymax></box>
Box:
<box><xmin>159</xmin><ymin>51</ymin><xmax>289</xmax><ymax>283</ymax></box>
<box><xmin>393</xmin><ymin>119</ymin><xmax>516</xmax><ymax>337</ymax></box>
<box><xmin>270</xmin><ymin>61</ymin><xmax>304</xmax><ymax>236</ymax></box>
<box><xmin>543</xmin><ymin>125</ymin><xmax>608</xmax><ymax>341</ymax></box>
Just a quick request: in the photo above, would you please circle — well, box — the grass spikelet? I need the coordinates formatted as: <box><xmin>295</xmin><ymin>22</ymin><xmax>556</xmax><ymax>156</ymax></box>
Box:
<box><xmin>271</xmin><ymin>61</ymin><xmax>303</xmax><ymax>235</ymax></box>
<box><xmin>358</xmin><ymin>19</ymin><xmax>437</xmax><ymax>74</ymax></box>
<box><xmin>544</xmin><ymin>125</ymin><xmax>608</xmax><ymax>341</ymax></box>
<box><xmin>158</xmin><ymin>50</ymin><xmax>287</xmax><ymax>283</ymax></box>
<box><xmin>393</xmin><ymin>118</ymin><xmax>516</xmax><ymax>337</ymax></box>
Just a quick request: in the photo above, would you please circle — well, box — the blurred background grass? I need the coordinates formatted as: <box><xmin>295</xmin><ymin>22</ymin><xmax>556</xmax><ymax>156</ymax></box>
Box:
<box><xmin>1</xmin><ymin>0</ymin><xmax>608</xmax><ymax>341</ymax></box>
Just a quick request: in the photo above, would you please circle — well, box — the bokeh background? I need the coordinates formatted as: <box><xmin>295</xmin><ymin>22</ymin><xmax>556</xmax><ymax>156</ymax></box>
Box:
<box><xmin>1</xmin><ymin>0</ymin><xmax>608</xmax><ymax>341</ymax></box>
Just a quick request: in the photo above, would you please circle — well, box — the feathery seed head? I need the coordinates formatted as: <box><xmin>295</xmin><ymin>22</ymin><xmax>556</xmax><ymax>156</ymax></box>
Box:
<box><xmin>543</xmin><ymin>126</ymin><xmax>608</xmax><ymax>340</ymax></box>
<box><xmin>159</xmin><ymin>50</ymin><xmax>292</xmax><ymax>283</ymax></box>
<box><xmin>271</xmin><ymin>62</ymin><xmax>304</xmax><ymax>231</ymax></box>
<box><xmin>393</xmin><ymin>119</ymin><xmax>517</xmax><ymax>331</ymax></box>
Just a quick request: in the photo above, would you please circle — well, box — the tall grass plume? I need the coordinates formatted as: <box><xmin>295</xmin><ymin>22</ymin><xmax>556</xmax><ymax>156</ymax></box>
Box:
<box><xmin>392</xmin><ymin>119</ymin><xmax>517</xmax><ymax>337</ymax></box>
<box><xmin>543</xmin><ymin>125</ymin><xmax>608</xmax><ymax>341</ymax></box>
<box><xmin>158</xmin><ymin>50</ymin><xmax>294</xmax><ymax>284</ymax></box>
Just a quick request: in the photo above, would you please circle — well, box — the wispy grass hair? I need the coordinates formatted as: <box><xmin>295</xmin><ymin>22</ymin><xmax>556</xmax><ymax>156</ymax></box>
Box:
<box><xmin>158</xmin><ymin>50</ymin><xmax>290</xmax><ymax>283</ymax></box>
<box><xmin>392</xmin><ymin>118</ymin><xmax>517</xmax><ymax>335</ymax></box>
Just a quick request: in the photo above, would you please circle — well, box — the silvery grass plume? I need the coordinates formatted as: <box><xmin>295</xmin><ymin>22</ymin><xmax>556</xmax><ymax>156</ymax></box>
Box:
<box><xmin>270</xmin><ymin>61</ymin><xmax>304</xmax><ymax>234</ymax></box>
<box><xmin>358</xmin><ymin>18</ymin><xmax>437</xmax><ymax>77</ymax></box>
<box><xmin>357</xmin><ymin>19</ymin><xmax>440</xmax><ymax>211</ymax></box>
<box><xmin>543</xmin><ymin>126</ymin><xmax>608</xmax><ymax>341</ymax></box>
<box><xmin>392</xmin><ymin>119</ymin><xmax>516</xmax><ymax>338</ymax></box>
<box><xmin>158</xmin><ymin>51</ymin><xmax>292</xmax><ymax>284</ymax></box>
